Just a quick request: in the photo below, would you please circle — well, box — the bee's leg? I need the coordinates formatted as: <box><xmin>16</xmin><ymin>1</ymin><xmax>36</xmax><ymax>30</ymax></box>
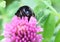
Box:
<box><xmin>28</xmin><ymin>16</ymin><xmax>30</xmax><ymax>21</ymax></box>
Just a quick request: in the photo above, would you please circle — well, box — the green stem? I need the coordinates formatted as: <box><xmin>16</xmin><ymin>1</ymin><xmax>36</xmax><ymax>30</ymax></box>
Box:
<box><xmin>37</xmin><ymin>14</ymin><xmax>45</xmax><ymax>24</ymax></box>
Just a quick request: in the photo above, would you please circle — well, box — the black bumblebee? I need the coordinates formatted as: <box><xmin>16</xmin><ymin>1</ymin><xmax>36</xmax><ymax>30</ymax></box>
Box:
<box><xmin>15</xmin><ymin>6</ymin><xmax>35</xmax><ymax>21</ymax></box>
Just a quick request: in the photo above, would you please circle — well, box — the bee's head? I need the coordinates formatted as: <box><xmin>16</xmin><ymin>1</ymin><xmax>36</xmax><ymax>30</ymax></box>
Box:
<box><xmin>15</xmin><ymin>6</ymin><xmax>35</xmax><ymax>21</ymax></box>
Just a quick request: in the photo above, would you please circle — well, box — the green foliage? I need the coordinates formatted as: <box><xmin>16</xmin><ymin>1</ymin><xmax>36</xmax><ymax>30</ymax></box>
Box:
<box><xmin>21</xmin><ymin>0</ymin><xmax>36</xmax><ymax>9</ymax></box>
<box><xmin>51</xmin><ymin>0</ymin><xmax>60</xmax><ymax>13</ymax></box>
<box><xmin>55</xmin><ymin>30</ymin><xmax>60</xmax><ymax>42</ymax></box>
<box><xmin>0</xmin><ymin>35</ymin><xmax>4</xmax><ymax>40</ymax></box>
<box><xmin>5</xmin><ymin>0</ymin><xmax>15</xmax><ymax>6</ymax></box>
<box><xmin>0</xmin><ymin>19</ymin><xmax>3</xmax><ymax>35</ymax></box>
<box><xmin>0</xmin><ymin>0</ymin><xmax>60</xmax><ymax>42</ymax></box>
<box><xmin>43</xmin><ymin>13</ymin><xmax>55</xmax><ymax>42</ymax></box>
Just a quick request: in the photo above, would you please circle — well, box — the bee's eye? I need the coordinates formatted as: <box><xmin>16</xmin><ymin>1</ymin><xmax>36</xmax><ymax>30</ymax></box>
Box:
<box><xmin>15</xmin><ymin>6</ymin><xmax>35</xmax><ymax>21</ymax></box>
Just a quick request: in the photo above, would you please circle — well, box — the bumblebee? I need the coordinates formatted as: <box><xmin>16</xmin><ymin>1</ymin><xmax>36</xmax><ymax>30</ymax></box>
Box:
<box><xmin>15</xmin><ymin>6</ymin><xmax>35</xmax><ymax>21</ymax></box>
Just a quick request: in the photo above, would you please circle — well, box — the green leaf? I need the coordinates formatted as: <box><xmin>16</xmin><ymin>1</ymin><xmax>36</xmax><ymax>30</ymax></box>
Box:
<box><xmin>0</xmin><ymin>1</ymin><xmax>6</xmax><ymax>15</ymax></box>
<box><xmin>45</xmin><ymin>0</ymin><xmax>51</xmax><ymax>4</ymax></box>
<box><xmin>34</xmin><ymin>0</ymin><xmax>51</xmax><ymax>5</ymax></box>
<box><xmin>39</xmin><ymin>9</ymin><xmax>51</xmax><ymax>24</ymax></box>
<box><xmin>42</xmin><ymin>13</ymin><xmax>55</xmax><ymax>42</ymax></box>
<box><xmin>55</xmin><ymin>19</ymin><xmax>60</xmax><ymax>27</ymax></box>
<box><xmin>0</xmin><ymin>19</ymin><xmax>3</xmax><ymax>35</ymax></box>
<box><xmin>21</xmin><ymin>0</ymin><xmax>37</xmax><ymax>9</ymax></box>
<box><xmin>0</xmin><ymin>35</ymin><xmax>4</xmax><ymax>40</ymax></box>
<box><xmin>3</xmin><ymin>1</ymin><xmax>20</xmax><ymax>22</ymax></box>
<box><xmin>5</xmin><ymin>1</ymin><xmax>21</xmax><ymax>22</ymax></box>
<box><xmin>34</xmin><ymin>1</ymin><xmax>47</xmax><ymax>15</ymax></box>
<box><xmin>0</xmin><ymin>0</ymin><xmax>4</xmax><ymax>2</ymax></box>
<box><xmin>36</xmin><ymin>8</ymin><xmax>51</xmax><ymax>26</ymax></box>
<box><xmin>55</xmin><ymin>30</ymin><xmax>60</xmax><ymax>42</ymax></box>
<box><xmin>6</xmin><ymin>1</ymin><xmax>20</xmax><ymax>16</ymax></box>
<box><xmin>5</xmin><ymin>0</ymin><xmax>15</xmax><ymax>6</ymax></box>
<box><xmin>51</xmin><ymin>0</ymin><xmax>60</xmax><ymax>13</ymax></box>
<box><xmin>34</xmin><ymin>0</ymin><xmax>51</xmax><ymax>13</ymax></box>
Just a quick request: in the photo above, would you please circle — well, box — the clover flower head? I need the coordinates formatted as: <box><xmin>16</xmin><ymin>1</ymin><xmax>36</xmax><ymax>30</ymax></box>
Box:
<box><xmin>4</xmin><ymin>16</ymin><xmax>43</xmax><ymax>42</ymax></box>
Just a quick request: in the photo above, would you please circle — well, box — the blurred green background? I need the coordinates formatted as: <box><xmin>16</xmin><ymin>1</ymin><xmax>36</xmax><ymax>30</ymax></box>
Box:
<box><xmin>0</xmin><ymin>0</ymin><xmax>60</xmax><ymax>42</ymax></box>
